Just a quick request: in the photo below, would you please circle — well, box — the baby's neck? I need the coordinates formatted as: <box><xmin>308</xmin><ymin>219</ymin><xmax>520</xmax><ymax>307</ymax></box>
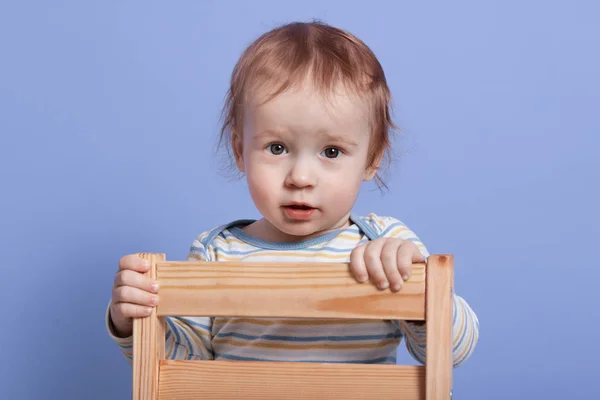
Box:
<box><xmin>241</xmin><ymin>218</ymin><xmax>351</xmax><ymax>244</ymax></box>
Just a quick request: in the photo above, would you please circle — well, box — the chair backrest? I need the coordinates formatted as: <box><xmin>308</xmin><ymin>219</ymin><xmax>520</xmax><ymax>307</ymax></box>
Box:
<box><xmin>132</xmin><ymin>253</ymin><xmax>454</xmax><ymax>400</ymax></box>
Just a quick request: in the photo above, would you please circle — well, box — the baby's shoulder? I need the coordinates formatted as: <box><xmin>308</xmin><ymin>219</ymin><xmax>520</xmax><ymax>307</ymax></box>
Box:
<box><xmin>353</xmin><ymin>213</ymin><xmax>411</xmax><ymax>237</ymax></box>
<box><xmin>187</xmin><ymin>219</ymin><xmax>256</xmax><ymax>261</ymax></box>
<box><xmin>355</xmin><ymin>212</ymin><xmax>429</xmax><ymax>257</ymax></box>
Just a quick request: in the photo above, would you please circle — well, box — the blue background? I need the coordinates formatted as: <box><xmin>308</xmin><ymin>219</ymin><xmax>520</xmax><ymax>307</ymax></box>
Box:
<box><xmin>1</xmin><ymin>1</ymin><xmax>598</xmax><ymax>399</ymax></box>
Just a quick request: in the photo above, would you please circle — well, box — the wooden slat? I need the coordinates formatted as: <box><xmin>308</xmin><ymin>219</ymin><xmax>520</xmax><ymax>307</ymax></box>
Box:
<box><xmin>133</xmin><ymin>253</ymin><xmax>166</xmax><ymax>400</ymax></box>
<box><xmin>157</xmin><ymin>360</ymin><xmax>425</xmax><ymax>400</ymax></box>
<box><xmin>155</xmin><ymin>261</ymin><xmax>426</xmax><ymax>320</ymax></box>
<box><xmin>425</xmin><ymin>255</ymin><xmax>454</xmax><ymax>400</ymax></box>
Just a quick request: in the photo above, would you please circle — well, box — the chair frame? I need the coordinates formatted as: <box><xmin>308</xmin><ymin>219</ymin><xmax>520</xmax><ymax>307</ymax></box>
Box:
<box><xmin>132</xmin><ymin>253</ymin><xmax>454</xmax><ymax>399</ymax></box>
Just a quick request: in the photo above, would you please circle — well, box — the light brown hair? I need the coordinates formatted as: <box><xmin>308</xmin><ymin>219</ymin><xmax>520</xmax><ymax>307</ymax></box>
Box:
<box><xmin>218</xmin><ymin>20</ymin><xmax>396</xmax><ymax>189</ymax></box>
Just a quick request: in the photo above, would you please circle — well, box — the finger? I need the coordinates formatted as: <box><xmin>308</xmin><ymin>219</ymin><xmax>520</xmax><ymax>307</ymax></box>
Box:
<box><xmin>118</xmin><ymin>254</ymin><xmax>151</xmax><ymax>273</ymax></box>
<box><xmin>113</xmin><ymin>301</ymin><xmax>153</xmax><ymax>319</ymax></box>
<box><xmin>349</xmin><ymin>243</ymin><xmax>368</xmax><ymax>282</ymax></box>
<box><xmin>114</xmin><ymin>269</ymin><xmax>159</xmax><ymax>293</ymax></box>
<box><xmin>381</xmin><ymin>240</ymin><xmax>404</xmax><ymax>292</ymax></box>
<box><xmin>410</xmin><ymin>242</ymin><xmax>426</xmax><ymax>263</ymax></box>
<box><xmin>363</xmin><ymin>240</ymin><xmax>388</xmax><ymax>290</ymax></box>
<box><xmin>112</xmin><ymin>285</ymin><xmax>159</xmax><ymax>308</ymax></box>
<box><xmin>396</xmin><ymin>242</ymin><xmax>421</xmax><ymax>281</ymax></box>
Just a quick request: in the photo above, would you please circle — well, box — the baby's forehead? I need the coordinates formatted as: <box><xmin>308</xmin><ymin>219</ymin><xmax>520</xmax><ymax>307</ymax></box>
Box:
<box><xmin>251</xmin><ymin>87</ymin><xmax>369</xmax><ymax>124</ymax></box>
<box><xmin>249</xmin><ymin>78</ymin><xmax>370</xmax><ymax>114</ymax></box>
<box><xmin>244</xmin><ymin>93</ymin><xmax>370</xmax><ymax>145</ymax></box>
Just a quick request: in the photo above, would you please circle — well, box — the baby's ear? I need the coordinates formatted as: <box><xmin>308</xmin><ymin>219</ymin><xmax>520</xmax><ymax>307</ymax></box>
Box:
<box><xmin>363</xmin><ymin>165</ymin><xmax>378</xmax><ymax>181</ymax></box>
<box><xmin>363</xmin><ymin>151</ymin><xmax>383</xmax><ymax>181</ymax></box>
<box><xmin>231</xmin><ymin>130</ymin><xmax>245</xmax><ymax>173</ymax></box>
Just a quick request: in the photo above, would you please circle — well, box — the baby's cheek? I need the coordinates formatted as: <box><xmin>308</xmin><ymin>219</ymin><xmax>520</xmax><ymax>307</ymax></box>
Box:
<box><xmin>248</xmin><ymin>175</ymin><xmax>270</xmax><ymax>201</ymax></box>
<box><xmin>246</xmin><ymin>166</ymin><xmax>279</xmax><ymax>207</ymax></box>
<box><xmin>327</xmin><ymin>178</ymin><xmax>361</xmax><ymax>207</ymax></box>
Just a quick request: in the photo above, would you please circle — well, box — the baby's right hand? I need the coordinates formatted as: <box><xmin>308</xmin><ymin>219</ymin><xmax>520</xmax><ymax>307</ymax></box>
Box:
<box><xmin>109</xmin><ymin>255</ymin><xmax>160</xmax><ymax>338</ymax></box>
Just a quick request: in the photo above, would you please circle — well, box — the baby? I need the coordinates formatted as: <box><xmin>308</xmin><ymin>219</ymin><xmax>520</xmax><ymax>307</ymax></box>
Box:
<box><xmin>107</xmin><ymin>20</ymin><xmax>479</xmax><ymax>367</ymax></box>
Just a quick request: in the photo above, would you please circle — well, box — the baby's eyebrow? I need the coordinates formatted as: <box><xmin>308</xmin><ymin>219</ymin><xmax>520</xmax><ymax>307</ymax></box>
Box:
<box><xmin>252</xmin><ymin>130</ymin><xmax>285</xmax><ymax>140</ymax></box>
<box><xmin>252</xmin><ymin>130</ymin><xmax>359</xmax><ymax>148</ymax></box>
<box><xmin>323</xmin><ymin>133</ymin><xmax>359</xmax><ymax>147</ymax></box>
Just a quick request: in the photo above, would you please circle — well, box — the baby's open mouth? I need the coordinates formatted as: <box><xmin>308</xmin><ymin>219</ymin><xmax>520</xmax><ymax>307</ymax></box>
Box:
<box><xmin>282</xmin><ymin>204</ymin><xmax>317</xmax><ymax>219</ymax></box>
<box><xmin>287</xmin><ymin>204</ymin><xmax>313</xmax><ymax>210</ymax></box>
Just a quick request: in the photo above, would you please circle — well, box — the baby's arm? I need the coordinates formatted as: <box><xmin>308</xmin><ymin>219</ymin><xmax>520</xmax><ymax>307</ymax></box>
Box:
<box><xmin>358</xmin><ymin>215</ymin><xmax>480</xmax><ymax>367</ymax></box>
<box><xmin>106</xmin><ymin>309</ymin><xmax>214</xmax><ymax>365</ymax></box>
<box><xmin>106</xmin><ymin>237</ymin><xmax>216</xmax><ymax>365</ymax></box>
<box><xmin>399</xmin><ymin>294</ymin><xmax>479</xmax><ymax>368</ymax></box>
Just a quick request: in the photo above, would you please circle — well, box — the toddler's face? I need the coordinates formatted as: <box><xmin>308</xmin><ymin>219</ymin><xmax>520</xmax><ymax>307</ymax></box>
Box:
<box><xmin>234</xmin><ymin>81</ymin><xmax>378</xmax><ymax>242</ymax></box>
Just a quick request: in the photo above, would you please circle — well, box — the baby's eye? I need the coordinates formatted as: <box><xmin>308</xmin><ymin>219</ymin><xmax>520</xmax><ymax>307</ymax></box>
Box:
<box><xmin>267</xmin><ymin>143</ymin><xmax>287</xmax><ymax>155</ymax></box>
<box><xmin>322</xmin><ymin>147</ymin><xmax>342</xmax><ymax>159</ymax></box>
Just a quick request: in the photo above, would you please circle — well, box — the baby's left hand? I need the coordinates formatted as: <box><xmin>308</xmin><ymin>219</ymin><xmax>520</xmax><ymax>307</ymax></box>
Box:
<box><xmin>349</xmin><ymin>238</ymin><xmax>425</xmax><ymax>292</ymax></box>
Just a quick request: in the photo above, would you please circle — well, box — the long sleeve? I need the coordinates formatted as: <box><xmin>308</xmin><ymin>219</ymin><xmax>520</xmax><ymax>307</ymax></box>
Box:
<box><xmin>371</xmin><ymin>214</ymin><xmax>480</xmax><ymax>367</ymax></box>
<box><xmin>105</xmin><ymin>305</ymin><xmax>214</xmax><ymax>365</ymax></box>
<box><xmin>106</xmin><ymin>235</ymin><xmax>216</xmax><ymax>365</ymax></box>
<box><xmin>398</xmin><ymin>295</ymin><xmax>479</xmax><ymax>367</ymax></box>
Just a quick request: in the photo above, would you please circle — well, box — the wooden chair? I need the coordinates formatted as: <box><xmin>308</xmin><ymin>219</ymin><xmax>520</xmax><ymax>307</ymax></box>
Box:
<box><xmin>132</xmin><ymin>253</ymin><xmax>454</xmax><ymax>400</ymax></box>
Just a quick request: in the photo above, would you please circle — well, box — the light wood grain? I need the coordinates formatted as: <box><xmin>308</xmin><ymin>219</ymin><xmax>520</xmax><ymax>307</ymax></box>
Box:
<box><xmin>133</xmin><ymin>253</ymin><xmax>166</xmax><ymax>400</ymax></box>
<box><xmin>425</xmin><ymin>255</ymin><xmax>454</xmax><ymax>400</ymax></box>
<box><xmin>157</xmin><ymin>360</ymin><xmax>426</xmax><ymax>400</ymax></box>
<box><xmin>131</xmin><ymin>255</ymin><xmax>454</xmax><ymax>399</ymax></box>
<box><xmin>155</xmin><ymin>261</ymin><xmax>426</xmax><ymax>320</ymax></box>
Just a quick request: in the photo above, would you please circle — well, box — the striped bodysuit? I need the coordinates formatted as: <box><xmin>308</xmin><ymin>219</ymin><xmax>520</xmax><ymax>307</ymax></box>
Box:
<box><xmin>107</xmin><ymin>213</ymin><xmax>479</xmax><ymax>367</ymax></box>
